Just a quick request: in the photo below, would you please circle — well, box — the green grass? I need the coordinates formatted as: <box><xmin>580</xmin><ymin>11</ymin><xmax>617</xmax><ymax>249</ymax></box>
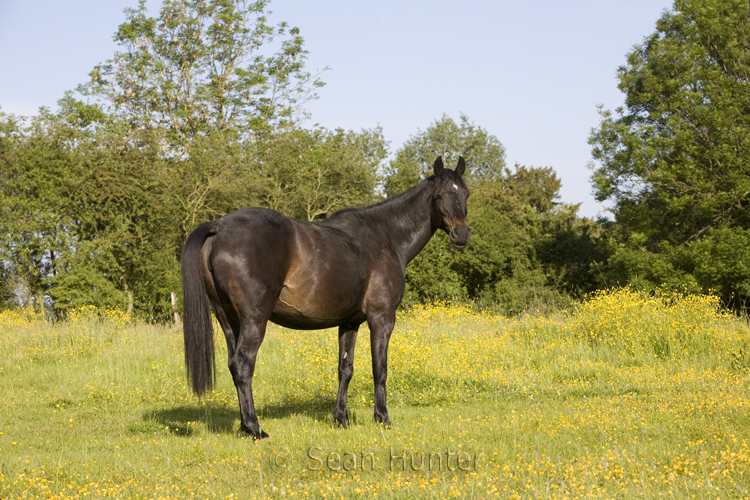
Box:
<box><xmin>1</xmin><ymin>291</ymin><xmax>750</xmax><ymax>499</ymax></box>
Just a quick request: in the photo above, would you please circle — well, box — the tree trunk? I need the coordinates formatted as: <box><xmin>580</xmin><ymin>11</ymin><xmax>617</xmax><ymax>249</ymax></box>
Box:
<box><xmin>124</xmin><ymin>281</ymin><xmax>134</xmax><ymax>315</ymax></box>
<box><xmin>171</xmin><ymin>291</ymin><xmax>181</xmax><ymax>325</ymax></box>
<box><xmin>36</xmin><ymin>289</ymin><xmax>46</xmax><ymax>321</ymax></box>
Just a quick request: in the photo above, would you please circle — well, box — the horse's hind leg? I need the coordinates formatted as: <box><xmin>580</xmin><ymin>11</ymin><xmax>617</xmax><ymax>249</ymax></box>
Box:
<box><xmin>201</xmin><ymin>248</ymin><xmax>240</xmax><ymax>366</ymax></box>
<box><xmin>230</xmin><ymin>311</ymin><xmax>273</xmax><ymax>440</ymax></box>
<box><xmin>333</xmin><ymin>323</ymin><xmax>359</xmax><ymax>427</ymax></box>
<box><xmin>213</xmin><ymin>304</ymin><xmax>238</xmax><ymax>361</ymax></box>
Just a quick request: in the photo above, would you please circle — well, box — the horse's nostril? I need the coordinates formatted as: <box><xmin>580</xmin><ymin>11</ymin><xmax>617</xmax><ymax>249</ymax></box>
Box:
<box><xmin>450</xmin><ymin>225</ymin><xmax>471</xmax><ymax>249</ymax></box>
<box><xmin>452</xmin><ymin>225</ymin><xmax>469</xmax><ymax>237</ymax></box>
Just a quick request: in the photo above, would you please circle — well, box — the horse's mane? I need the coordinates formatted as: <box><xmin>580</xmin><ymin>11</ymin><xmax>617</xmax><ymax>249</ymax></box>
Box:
<box><xmin>326</xmin><ymin>177</ymin><xmax>433</xmax><ymax>223</ymax></box>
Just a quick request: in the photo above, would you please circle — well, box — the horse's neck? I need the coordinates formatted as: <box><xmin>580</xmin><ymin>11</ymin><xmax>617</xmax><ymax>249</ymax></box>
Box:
<box><xmin>368</xmin><ymin>180</ymin><xmax>436</xmax><ymax>267</ymax></box>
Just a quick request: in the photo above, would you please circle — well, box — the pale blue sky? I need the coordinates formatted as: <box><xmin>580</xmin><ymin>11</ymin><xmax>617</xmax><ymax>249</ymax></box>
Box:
<box><xmin>0</xmin><ymin>0</ymin><xmax>674</xmax><ymax>217</ymax></box>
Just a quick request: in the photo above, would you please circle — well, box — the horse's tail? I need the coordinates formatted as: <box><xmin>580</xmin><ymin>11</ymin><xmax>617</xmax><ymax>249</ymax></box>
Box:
<box><xmin>181</xmin><ymin>221</ymin><xmax>217</xmax><ymax>397</ymax></box>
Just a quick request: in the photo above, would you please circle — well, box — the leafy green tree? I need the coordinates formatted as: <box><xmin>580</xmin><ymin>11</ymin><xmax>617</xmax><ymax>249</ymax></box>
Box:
<box><xmin>172</xmin><ymin>131</ymin><xmax>263</xmax><ymax>236</ymax></box>
<box><xmin>0</xmin><ymin>108</ymin><xmax>181</xmax><ymax>318</ymax></box>
<box><xmin>691</xmin><ymin>228</ymin><xmax>750</xmax><ymax>308</ymax></box>
<box><xmin>507</xmin><ymin>165</ymin><xmax>562</xmax><ymax>214</ymax></box>
<box><xmin>70</xmin><ymin>0</ymin><xmax>324</xmax><ymax>148</ymax></box>
<box><xmin>460</xmin><ymin>169</ymin><xmax>588</xmax><ymax>313</ymax></box>
<box><xmin>454</xmin><ymin>177</ymin><xmax>549</xmax><ymax>312</ymax></box>
<box><xmin>589</xmin><ymin>0</ymin><xmax>750</xmax><ymax>307</ymax></box>
<box><xmin>590</xmin><ymin>0</ymin><xmax>750</xmax><ymax>245</ymax></box>
<box><xmin>536</xmin><ymin>210</ymin><xmax>609</xmax><ymax>298</ymax></box>
<box><xmin>0</xmin><ymin>112</ymin><xmax>77</xmax><ymax>314</ymax></box>
<box><xmin>53</xmin><ymin>128</ymin><xmax>180</xmax><ymax>319</ymax></box>
<box><xmin>0</xmin><ymin>262</ymin><xmax>19</xmax><ymax>309</ymax></box>
<box><xmin>255</xmin><ymin>127</ymin><xmax>387</xmax><ymax>220</ymax></box>
<box><xmin>383</xmin><ymin>114</ymin><xmax>506</xmax><ymax>197</ymax></box>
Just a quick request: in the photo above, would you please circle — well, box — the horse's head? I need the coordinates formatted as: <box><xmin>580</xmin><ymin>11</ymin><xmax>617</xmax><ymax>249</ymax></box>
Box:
<box><xmin>430</xmin><ymin>156</ymin><xmax>471</xmax><ymax>249</ymax></box>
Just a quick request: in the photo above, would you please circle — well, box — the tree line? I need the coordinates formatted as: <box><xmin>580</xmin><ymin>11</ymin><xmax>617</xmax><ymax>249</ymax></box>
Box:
<box><xmin>1</xmin><ymin>0</ymin><xmax>748</xmax><ymax>321</ymax></box>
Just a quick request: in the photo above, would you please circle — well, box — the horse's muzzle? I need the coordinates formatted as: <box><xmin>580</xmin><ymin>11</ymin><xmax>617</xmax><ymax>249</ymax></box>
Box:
<box><xmin>449</xmin><ymin>224</ymin><xmax>471</xmax><ymax>249</ymax></box>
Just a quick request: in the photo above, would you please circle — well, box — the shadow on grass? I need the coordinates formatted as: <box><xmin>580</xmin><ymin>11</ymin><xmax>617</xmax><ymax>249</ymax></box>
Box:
<box><xmin>144</xmin><ymin>404</ymin><xmax>237</xmax><ymax>435</ymax></box>
<box><xmin>258</xmin><ymin>394</ymin><xmax>337</xmax><ymax>423</ymax></box>
<box><xmin>144</xmin><ymin>394</ymin><xmax>337</xmax><ymax>436</ymax></box>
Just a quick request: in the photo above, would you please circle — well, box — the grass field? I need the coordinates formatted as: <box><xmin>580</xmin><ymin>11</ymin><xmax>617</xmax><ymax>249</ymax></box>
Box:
<box><xmin>1</xmin><ymin>289</ymin><xmax>750</xmax><ymax>499</ymax></box>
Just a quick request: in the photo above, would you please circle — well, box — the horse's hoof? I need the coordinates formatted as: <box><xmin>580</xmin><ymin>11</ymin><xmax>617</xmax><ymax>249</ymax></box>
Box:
<box><xmin>334</xmin><ymin>417</ymin><xmax>350</xmax><ymax>428</ymax></box>
<box><xmin>239</xmin><ymin>425</ymin><xmax>270</xmax><ymax>441</ymax></box>
<box><xmin>374</xmin><ymin>413</ymin><xmax>391</xmax><ymax>428</ymax></box>
<box><xmin>333</xmin><ymin>410</ymin><xmax>349</xmax><ymax>428</ymax></box>
<box><xmin>253</xmin><ymin>429</ymin><xmax>270</xmax><ymax>441</ymax></box>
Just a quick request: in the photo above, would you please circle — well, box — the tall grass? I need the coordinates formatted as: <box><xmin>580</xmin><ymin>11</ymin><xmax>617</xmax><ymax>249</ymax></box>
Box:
<box><xmin>1</xmin><ymin>288</ymin><xmax>749</xmax><ymax>499</ymax></box>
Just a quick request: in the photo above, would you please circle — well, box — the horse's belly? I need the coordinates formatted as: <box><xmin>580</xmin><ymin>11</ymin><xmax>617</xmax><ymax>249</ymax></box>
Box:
<box><xmin>269</xmin><ymin>309</ymin><xmax>343</xmax><ymax>330</ymax></box>
<box><xmin>269</xmin><ymin>286</ymin><xmax>363</xmax><ymax>330</ymax></box>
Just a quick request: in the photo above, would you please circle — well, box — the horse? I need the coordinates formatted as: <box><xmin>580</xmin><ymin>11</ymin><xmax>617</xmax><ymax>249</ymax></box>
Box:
<box><xmin>180</xmin><ymin>156</ymin><xmax>471</xmax><ymax>439</ymax></box>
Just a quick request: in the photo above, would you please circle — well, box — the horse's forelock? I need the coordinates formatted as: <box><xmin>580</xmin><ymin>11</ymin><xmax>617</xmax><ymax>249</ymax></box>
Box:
<box><xmin>430</xmin><ymin>170</ymin><xmax>468</xmax><ymax>198</ymax></box>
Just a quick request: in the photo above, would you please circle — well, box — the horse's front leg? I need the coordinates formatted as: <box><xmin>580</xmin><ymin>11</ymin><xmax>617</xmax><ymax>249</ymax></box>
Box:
<box><xmin>333</xmin><ymin>323</ymin><xmax>359</xmax><ymax>427</ymax></box>
<box><xmin>367</xmin><ymin>311</ymin><xmax>395</xmax><ymax>426</ymax></box>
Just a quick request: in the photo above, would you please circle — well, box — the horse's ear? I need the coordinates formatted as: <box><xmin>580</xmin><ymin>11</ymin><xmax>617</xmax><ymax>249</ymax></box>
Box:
<box><xmin>433</xmin><ymin>156</ymin><xmax>444</xmax><ymax>177</ymax></box>
<box><xmin>456</xmin><ymin>156</ymin><xmax>466</xmax><ymax>177</ymax></box>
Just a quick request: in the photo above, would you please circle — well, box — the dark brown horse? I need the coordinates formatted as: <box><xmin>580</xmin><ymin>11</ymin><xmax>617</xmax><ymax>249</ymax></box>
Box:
<box><xmin>181</xmin><ymin>156</ymin><xmax>471</xmax><ymax>439</ymax></box>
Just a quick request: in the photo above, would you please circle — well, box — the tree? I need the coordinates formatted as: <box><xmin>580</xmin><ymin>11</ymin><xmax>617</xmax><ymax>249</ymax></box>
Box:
<box><xmin>255</xmin><ymin>127</ymin><xmax>387</xmax><ymax>221</ymax></box>
<box><xmin>590</xmin><ymin>0</ymin><xmax>750</xmax><ymax>245</ymax></box>
<box><xmin>507</xmin><ymin>164</ymin><xmax>608</xmax><ymax>300</ymax></box>
<box><xmin>171</xmin><ymin>131</ymin><xmax>262</xmax><ymax>236</ymax></box>
<box><xmin>69</xmin><ymin>0</ymin><xmax>324</xmax><ymax>149</ymax></box>
<box><xmin>535</xmin><ymin>209</ymin><xmax>608</xmax><ymax>298</ymax></box>
<box><xmin>507</xmin><ymin>165</ymin><xmax>562</xmax><ymax>214</ymax></box>
<box><xmin>0</xmin><ymin>112</ymin><xmax>77</xmax><ymax>313</ymax></box>
<box><xmin>589</xmin><ymin>0</ymin><xmax>750</xmax><ymax>306</ymax></box>
<box><xmin>383</xmin><ymin>114</ymin><xmax>506</xmax><ymax>197</ymax></box>
<box><xmin>0</xmin><ymin>110</ymin><xmax>182</xmax><ymax>318</ymax></box>
<box><xmin>51</xmin><ymin>127</ymin><xmax>180</xmax><ymax>319</ymax></box>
